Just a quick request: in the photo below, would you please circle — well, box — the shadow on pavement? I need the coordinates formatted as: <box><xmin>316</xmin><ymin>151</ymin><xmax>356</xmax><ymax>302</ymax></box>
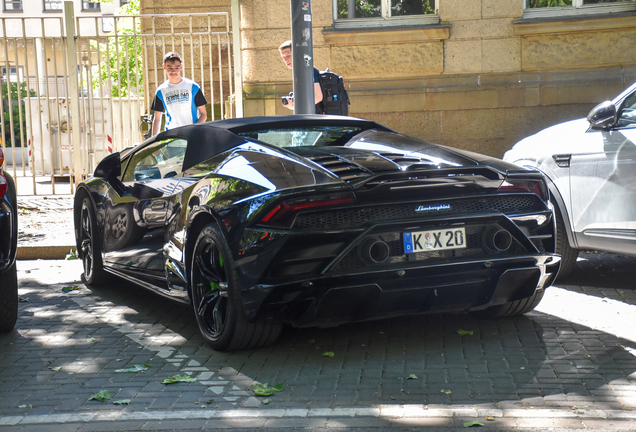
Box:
<box><xmin>2</xmin><ymin>261</ymin><xmax>635</xmax><ymax>420</ymax></box>
<box><xmin>43</xmin><ymin>275</ymin><xmax>634</xmax><ymax>411</ymax></box>
<box><xmin>556</xmin><ymin>252</ymin><xmax>636</xmax><ymax>302</ymax></box>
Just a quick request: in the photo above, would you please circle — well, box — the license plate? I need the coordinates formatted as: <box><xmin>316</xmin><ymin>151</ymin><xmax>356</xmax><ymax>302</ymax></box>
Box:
<box><xmin>403</xmin><ymin>227</ymin><xmax>466</xmax><ymax>254</ymax></box>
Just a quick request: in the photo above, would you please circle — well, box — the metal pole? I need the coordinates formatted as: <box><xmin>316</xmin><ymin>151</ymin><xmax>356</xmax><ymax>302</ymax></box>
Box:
<box><xmin>207</xmin><ymin>16</ymin><xmax>215</xmax><ymax>121</ymax></box>
<box><xmin>64</xmin><ymin>1</ymin><xmax>83</xmax><ymax>186</ymax></box>
<box><xmin>230</xmin><ymin>0</ymin><xmax>243</xmax><ymax>117</ymax></box>
<box><xmin>114</xmin><ymin>17</ymin><xmax>123</xmax><ymax>150</ymax></box>
<box><xmin>2</xmin><ymin>25</ymin><xmax>17</xmax><ymax>176</ymax></box>
<box><xmin>348</xmin><ymin>0</ymin><xmax>356</xmax><ymax>18</ymax></box>
<box><xmin>0</xmin><ymin>26</ymin><xmax>5</xmax><ymax>166</ymax></box>
<box><xmin>0</xmin><ymin>21</ymin><xmax>9</xmax><ymax>177</ymax></box>
<box><xmin>290</xmin><ymin>0</ymin><xmax>314</xmax><ymax>115</ymax></box>
<box><xmin>217</xmin><ymin>34</ymin><xmax>223</xmax><ymax>119</ymax></box>
<box><xmin>21</xmin><ymin>20</ymin><xmax>34</xmax><ymax>179</ymax></box>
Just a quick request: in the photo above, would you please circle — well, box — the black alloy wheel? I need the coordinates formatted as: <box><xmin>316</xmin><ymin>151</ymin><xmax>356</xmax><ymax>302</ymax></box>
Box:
<box><xmin>190</xmin><ymin>224</ymin><xmax>282</xmax><ymax>351</ymax></box>
<box><xmin>80</xmin><ymin>197</ymin><xmax>109</xmax><ymax>286</ymax></box>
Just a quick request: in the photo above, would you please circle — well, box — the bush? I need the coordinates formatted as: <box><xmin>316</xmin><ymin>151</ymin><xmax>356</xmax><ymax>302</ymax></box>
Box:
<box><xmin>2</xmin><ymin>81</ymin><xmax>36</xmax><ymax>147</ymax></box>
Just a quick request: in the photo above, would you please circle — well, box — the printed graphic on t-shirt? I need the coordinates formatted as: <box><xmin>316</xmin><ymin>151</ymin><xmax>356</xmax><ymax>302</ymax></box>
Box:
<box><xmin>164</xmin><ymin>89</ymin><xmax>191</xmax><ymax>105</ymax></box>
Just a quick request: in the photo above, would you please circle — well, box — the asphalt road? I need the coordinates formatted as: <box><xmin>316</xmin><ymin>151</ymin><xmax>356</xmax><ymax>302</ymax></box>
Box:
<box><xmin>0</xmin><ymin>252</ymin><xmax>635</xmax><ymax>431</ymax></box>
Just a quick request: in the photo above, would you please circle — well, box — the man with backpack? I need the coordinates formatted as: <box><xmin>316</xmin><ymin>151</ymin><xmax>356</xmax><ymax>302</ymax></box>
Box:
<box><xmin>279</xmin><ymin>40</ymin><xmax>322</xmax><ymax>113</ymax></box>
<box><xmin>278</xmin><ymin>41</ymin><xmax>349</xmax><ymax>116</ymax></box>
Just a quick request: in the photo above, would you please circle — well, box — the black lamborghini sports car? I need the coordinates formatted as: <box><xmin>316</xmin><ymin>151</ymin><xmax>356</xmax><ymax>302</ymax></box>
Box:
<box><xmin>74</xmin><ymin>115</ymin><xmax>560</xmax><ymax>351</ymax></box>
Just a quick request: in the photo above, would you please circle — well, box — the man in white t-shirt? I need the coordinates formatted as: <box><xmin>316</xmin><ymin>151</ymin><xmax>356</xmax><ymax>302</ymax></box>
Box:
<box><xmin>151</xmin><ymin>52</ymin><xmax>207</xmax><ymax>135</ymax></box>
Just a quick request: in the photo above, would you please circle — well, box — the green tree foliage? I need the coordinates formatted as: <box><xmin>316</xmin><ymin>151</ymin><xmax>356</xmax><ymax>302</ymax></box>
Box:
<box><xmin>526</xmin><ymin>0</ymin><xmax>616</xmax><ymax>8</ymax></box>
<box><xmin>90</xmin><ymin>0</ymin><xmax>143</xmax><ymax>98</ymax></box>
<box><xmin>2</xmin><ymin>82</ymin><xmax>37</xmax><ymax>147</ymax></box>
<box><xmin>526</xmin><ymin>0</ymin><xmax>572</xmax><ymax>6</ymax></box>
<box><xmin>336</xmin><ymin>0</ymin><xmax>434</xmax><ymax>19</ymax></box>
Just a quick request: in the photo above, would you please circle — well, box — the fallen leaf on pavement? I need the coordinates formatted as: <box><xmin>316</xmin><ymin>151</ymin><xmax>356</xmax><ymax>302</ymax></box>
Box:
<box><xmin>88</xmin><ymin>390</ymin><xmax>111</xmax><ymax>402</ymax></box>
<box><xmin>162</xmin><ymin>375</ymin><xmax>198</xmax><ymax>384</ymax></box>
<box><xmin>250</xmin><ymin>382</ymin><xmax>284</xmax><ymax>396</ymax></box>
<box><xmin>115</xmin><ymin>364</ymin><xmax>151</xmax><ymax>373</ymax></box>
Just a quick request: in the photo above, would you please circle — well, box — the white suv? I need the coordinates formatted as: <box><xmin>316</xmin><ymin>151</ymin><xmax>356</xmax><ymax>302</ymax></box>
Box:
<box><xmin>504</xmin><ymin>82</ymin><xmax>636</xmax><ymax>277</ymax></box>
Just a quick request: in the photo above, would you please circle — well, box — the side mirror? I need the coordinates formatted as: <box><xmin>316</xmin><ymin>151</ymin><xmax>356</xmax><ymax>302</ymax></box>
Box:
<box><xmin>94</xmin><ymin>152</ymin><xmax>122</xmax><ymax>180</ymax></box>
<box><xmin>587</xmin><ymin>100</ymin><xmax>617</xmax><ymax>130</ymax></box>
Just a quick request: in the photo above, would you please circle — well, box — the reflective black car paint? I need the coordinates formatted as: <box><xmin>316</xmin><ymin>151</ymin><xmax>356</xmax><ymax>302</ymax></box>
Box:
<box><xmin>74</xmin><ymin>115</ymin><xmax>560</xmax><ymax>342</ymax></box>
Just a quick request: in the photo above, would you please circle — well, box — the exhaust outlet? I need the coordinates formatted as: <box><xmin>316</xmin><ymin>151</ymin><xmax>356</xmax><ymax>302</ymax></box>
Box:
<box><xmin>484</xmin><ymin>228</ymin><xmax>512</xmax><ymax>252</ymax></box>
<box><xmin>360</xmin><ymin>239</ymin><xmax>390</xmax><ymax>264</ymax></box>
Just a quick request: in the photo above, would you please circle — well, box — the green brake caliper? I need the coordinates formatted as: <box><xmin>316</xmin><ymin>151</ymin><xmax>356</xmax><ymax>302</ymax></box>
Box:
<box><xmin>209</xmin><ymin>255</ymin><xmax>224</xmax><ymax>291</ymax></box>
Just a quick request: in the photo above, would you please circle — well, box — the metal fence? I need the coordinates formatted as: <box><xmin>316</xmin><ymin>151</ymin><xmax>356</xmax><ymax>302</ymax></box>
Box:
<box><xmin>0</xmin><ymin>4</ymin><xmax>241</xmax><ymax>195</ymax></box>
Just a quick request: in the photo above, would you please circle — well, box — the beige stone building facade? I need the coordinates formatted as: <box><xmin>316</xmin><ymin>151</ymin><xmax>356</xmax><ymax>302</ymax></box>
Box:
<box><xmin>141</xmin><ymin>0</ymin><xmax>636</xmax><ymax>157</ymax></box>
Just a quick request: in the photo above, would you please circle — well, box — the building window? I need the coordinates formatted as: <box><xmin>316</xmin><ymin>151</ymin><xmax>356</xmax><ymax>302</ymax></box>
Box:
<box><xmin>3</xmin><ymin>0</ymin><xmax>22</xmax><ymax>11</ymax></box>
<box><xmin>82</xmin><ymin>0</ymin><xmax>100</xmax><ymax>11</ymax></box>
<box><xmin>333</xmin><ymin>0</ymin><xmax>438</xmax><ymax>29</ymax></box>
<box><xmin>43</xmin><ymin>0</ymin><xmax>62</xmax><ymax>11</ymax></box>
<box><xmin>524</xmin><ymin>0</ymin><xmax>636</xmax><ymax>18</ymax></box>
<box><xmin>120</xmin><ymin>0</ymin><xmax>129</xmax><ymax>5</ymax></box>
<box><xmin>1</xmin><ymin>66</ymin><xmax>24</xmax><ymax>82</ymax></box>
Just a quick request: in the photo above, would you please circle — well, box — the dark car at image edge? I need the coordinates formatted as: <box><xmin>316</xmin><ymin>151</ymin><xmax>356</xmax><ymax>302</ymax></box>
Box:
<box><xmin>0</xmin><ymin>146</ymin><xmax>19</xmax><ymax>332</ymax></box>
<box><xmin>74</xmin><ymin>115</ymin><xmax>561</xmax><ymax>351</ymax></box>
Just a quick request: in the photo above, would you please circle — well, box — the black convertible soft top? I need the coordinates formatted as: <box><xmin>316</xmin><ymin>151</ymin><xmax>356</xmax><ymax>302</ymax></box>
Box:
<box><xmin>155</xmin><ymin>115</ymin><xmax>391</xmax><ymax>172</ymax></box>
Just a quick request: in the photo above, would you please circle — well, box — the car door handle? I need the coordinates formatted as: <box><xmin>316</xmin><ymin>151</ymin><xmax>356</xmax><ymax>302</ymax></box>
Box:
<box><xmin>552</xmin><ymin>154</ymin><xmax>571</xmax><ymax>168</ymax></box>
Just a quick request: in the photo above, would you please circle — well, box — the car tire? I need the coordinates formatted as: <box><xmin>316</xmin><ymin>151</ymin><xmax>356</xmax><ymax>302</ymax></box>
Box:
<box><xmin>554</xmin><ymin>204</ymin><xmax>578</xmax><ymax>279</ymax></box>
<box><xmin>472</xmin><ymin>287</ymin><xmax>545</xmax><ymax>319</ymax></box>
<box><xmin>79</xmin><ymin>197</ymin><xmax>111</xmax><ymax>286</ymax></box>
<box><xmin>0</xmin><ymin>262</ymin><xmax>18</xmax><ymax>332</ymax></box>
<box><xmin>190</xmin><ymin>223</ymin><xmax>282</xmax><ymax>351</ymax></box>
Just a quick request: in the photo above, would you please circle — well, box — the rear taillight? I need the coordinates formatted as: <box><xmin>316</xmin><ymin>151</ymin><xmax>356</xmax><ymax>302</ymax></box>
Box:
<box><xmin>0</xmin><ymin>174</ymin><xmax>7</xmax><ymax>199</ymax></box>
<box><xmin>499</xmin><ymin>178</ymin><xmax>548</xmax><ymax>202</ymax></box>
<box><xmin>0</xmin><ymin>147</ymin><xmax>6</xmax><ymax>198</ymax></box>
<box><xmin>260</xmin><ymin>192</ymin><xmax>355</xmax><ymax>225</ymax></box>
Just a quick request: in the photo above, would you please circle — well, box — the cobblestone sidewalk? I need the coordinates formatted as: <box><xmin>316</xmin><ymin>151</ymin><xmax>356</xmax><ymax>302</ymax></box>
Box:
<box><xmin>1</xmin><ymin>254</ymin><xmax>636</xmax><ymax>431</ymax></box>
<box><xmin>16</xmin><ymin>196</ymin><xmax>75</xmax><ymax>258</ymax></box>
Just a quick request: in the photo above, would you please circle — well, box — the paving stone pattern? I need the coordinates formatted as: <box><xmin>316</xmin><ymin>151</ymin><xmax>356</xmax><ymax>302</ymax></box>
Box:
<box><xmin>0</xmin><ymin>253</ymin><xmax>635</xmax><ymax>430</ymax></box>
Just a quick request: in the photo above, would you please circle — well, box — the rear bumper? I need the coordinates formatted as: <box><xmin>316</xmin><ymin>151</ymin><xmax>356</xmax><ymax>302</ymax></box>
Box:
<box><xmin>241</xmin><ymin>254</ymin><xmax>560</xmax><ymax>327</ymax></box>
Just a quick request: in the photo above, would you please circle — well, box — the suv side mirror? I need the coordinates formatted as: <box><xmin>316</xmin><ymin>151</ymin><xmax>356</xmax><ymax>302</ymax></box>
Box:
<box><xmin>587</xmin><ymin>101</ymin><xmax>617</xmax><ymax>130</ymax></box>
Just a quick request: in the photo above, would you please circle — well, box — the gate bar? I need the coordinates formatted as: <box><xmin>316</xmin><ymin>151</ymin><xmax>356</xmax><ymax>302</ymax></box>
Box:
<box><xmin>64</xmin><ymin>1</ymin><xmax>82</xmax><ymax>188</ymax></box>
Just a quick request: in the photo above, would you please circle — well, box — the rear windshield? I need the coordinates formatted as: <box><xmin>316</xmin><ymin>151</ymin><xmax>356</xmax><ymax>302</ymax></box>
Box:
<box><xmin>237</xmin><ymin>126</ymin><xmax>363</xmax><ymax>148</ymax></box>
